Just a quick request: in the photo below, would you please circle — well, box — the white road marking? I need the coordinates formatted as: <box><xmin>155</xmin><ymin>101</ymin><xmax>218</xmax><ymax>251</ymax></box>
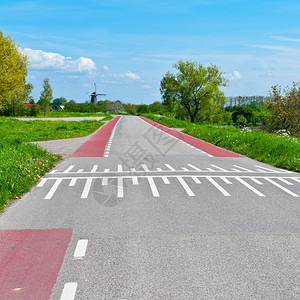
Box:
<box><xmin>206</xmin><ymin>168</ymin><xmax>214</xmax><ymax>171</ymax></box>
<box><xmin>147</xmin><ymin>177</ymin><xmax>160</xmax><ymax>197</ymax></box>
<box><xmin>37</xmin><ymin>178</ymin><xmax>47</xmax><ymax>187</ymax></box>
<box><xmin>255</xmin><ymin>165</ymin><xmax>277</xmax><ymax>173</ymax></box>
<box><xmin>278</xmin><ymin>178</ymin><xmax>293</xmax><ymax>185</ymax></box>
<box><xmin>292</xmin><ymin>178</ymin><xmax>300</xmax><ymax>183</ymax></box>
<box><xmin>255</xmin><ymin>169</ymin><xmax>266</xmax><ymax>173</ymax></box>
<box><xmin>165</xmin><ymin>164</ymin><xmax>176</xmax><ymax>171</ymax></box>
<box><xmin>141</xmin><ymin>164</ymin><xmax>150</xmax><ymax>172</ymax></box>
<box><xmin>192</xmin><ymin>176</ymin><xmax>201</xmax><ymax>184</ymax></box>
<box><xmin>231</xmin><ymin>168</ymin><xmax>242</xmax><ymax>172</ymax></box>
<box><xmin>132</xmin><ymin>176</ymin><xmax>138</xmax><ymax>185</ymax></box>
<box><xmin>187</xmin><ymin>164</ymin><xmax>201</xmax><ymax>171</ymax></box>
<box><xmin>118</xmin><ymin>177</ymin><xmax>124</xmax><ymax>197</ymax></box>
<box><xmin>63</xmin><ymin>165</ymin><xmax>75</xmax><ymax>173</ymax></box>
<box><xmin>182</xmin><ymin>167</ymin><xmax>189</xmax><ymax>171</ymax></box>
<box><xmin>60</xmin><ymin>282</ymin><xmax>77</xmax><ymax>300</ymax></box>
<box><xmin>210</xmin><ymin>164</ymin><xmax>228</xmax><ymax>172</ymax></box>
<box><xmin>69</xmin><ymin>178</ymin><xmax>77</xmax><ymax>186</ymax></box>
<box><xmin>91</xmin><ymin>165</ymin><xmax>98</xmax><ymax>173</ymax></box>
<box><xmin>131</xmin><ymin>168</ymin><xmax>136</xmax><ymax>172</ymax></box>
<box><xmin>118</xmin><ymin>164</ymin><xmax>123</xmax><ymax>173</ymax></box>
<box><xmin>233</xmin><ymin>165</ymin><xmax>254</xmax><ymax>172</ymax></box>
<box><xmin>236</xmin><ymin>177</ymin><xmax>265</xmax><ymax>197</ymax></box>
<box><xmin>104</xmin><ymin>169</ymin><xmax>110</xmax><ymax>172</ymax></box>
<box><xmin>77</xmin><ymin>169</ymin><xmax>83</xmax><ymax>173</ymax></box>
<box><xmin>265</xmin><ymin>178</ymin><xmax>299</xmax><ymax>197</ymax></box>
<box><xmin>207</xmin><ymin>177</ymin><xmax>230</xmax><ymax>196</ymax></box>
<box><xmin>73</xmin><ymin>239</ymin><xmax>88</xmax><ymax>259</ymax></box>
<box><xmin>104</xmin><ymin>155</ymin><xmax>109</xmax><ymax>157</ymax></box>
<box><xmin>81</xmin><ymin>178</ymin><xmax>93</xmax><ymax>198</ymax></box>
<box><xmin>102</xmin><ymin>177</ymin><xmax>108</xmax><ymax>185</ymax></box>
<box><xmin>45</xmin><ymin>178</ymin><xmax>63</xmax><ymax>199</ymax></box>
<box><xmin>177</xmin><ymin>176</ymin><xmax>195</xmax><ymax>196</ymax></box>
<box><xmin>250</xmin><ymin>177</ymin><xmax>263</xmax><ymax>185</ymax></box>
<box><xmin>220</xmin><ymin>177</ymin><xmax>232</xmax><ymax>184</ymax></box>
<box><xmin>49</xmin><ymin>170</ymin><xmax>57</xmax><ymax>174</ymax></box>
<box><xmin>162</xmin><ymin>176</ymin><xmax>170</xmax><ymax>184</ymax></box>
<box><xmin>156</xmin><ymin>168</ymin><xmax>162</xmax><ymax>172</ymax></box>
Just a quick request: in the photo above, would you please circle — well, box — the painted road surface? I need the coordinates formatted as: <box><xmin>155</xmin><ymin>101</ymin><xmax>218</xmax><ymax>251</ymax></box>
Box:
<box><xmin>0</xmin><ymin>116</ymin><xmax>299</xmax><ymax>299</ymax></box>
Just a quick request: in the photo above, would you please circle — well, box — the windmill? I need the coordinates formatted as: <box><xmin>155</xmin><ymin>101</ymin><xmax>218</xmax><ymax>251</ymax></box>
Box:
<box><xmin>87</xmin><ymin>83</ymin><xmax>106</xmax><ymax>105</ymax></box>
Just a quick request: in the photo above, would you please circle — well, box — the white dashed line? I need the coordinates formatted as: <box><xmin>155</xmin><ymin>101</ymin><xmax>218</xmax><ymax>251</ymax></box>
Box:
<box><xmin>74</xmin><ymin>239</ymin><xmax>88</xmax><ymax>259</ymax></box>
<box><xmin>60</xmin><ymin>282</ymin><xmax>77</xmax><ymax>300</ymax></box>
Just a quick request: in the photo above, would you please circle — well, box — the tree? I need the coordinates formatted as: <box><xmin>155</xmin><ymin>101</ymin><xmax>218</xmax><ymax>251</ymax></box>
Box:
<box><xmin>52</xmin><ymin>97</ymin><xmax>67</xmax><ymax>109</ymax></box>
<box><xmin>267</xmin><ymin>83</ymin><xmax>300</xmax><ymax>135</ymax></box>
<box><xmin>39</xmin><ymin>77</ymin><xmax>53</xmax><ymax>116</ymax></box>
<box><xmin>137</xmin><ymin>104</ymin><xmax>149</xmax><ymax>114</ymax></box>
<box><xmin>160</xmin><ymin>61</ymin><xmax>228</xmax><ymax>122</ymax></box>
<box><xmin>0</xmin><ymin>31</ymin><xmax>29</xmax><ymax>114</ymax></box>
<box><xmin>232</xmin><ymin>105</ymin><xmax>254</xmax><ymax>124</ymax></box>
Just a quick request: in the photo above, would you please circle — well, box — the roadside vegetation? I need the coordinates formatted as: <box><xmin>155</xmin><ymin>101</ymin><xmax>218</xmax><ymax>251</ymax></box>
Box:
<box><xmin>0</xmin><ymin>118</ymin><xmax>104</xmax><ymax>211</ymax></box>
<box><xmin>143</xmin><ymin>114</ymin><xmax>300</xmax><ymax>173</ymax></box>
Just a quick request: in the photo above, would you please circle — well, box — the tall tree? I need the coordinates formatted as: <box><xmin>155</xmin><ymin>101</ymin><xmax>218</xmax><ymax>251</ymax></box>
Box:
<box><xmin>0</xmin><ymin>31</ymin><xmax>29</xmax><ymax>114</ymax></box>
<box><xmin>268</xmin><ymin>82</ymin><xmax>300</xmax><ymax>134</ymax></box>
<box><xmin>160</xmin><ymin>61</ymin><xmax>228</xmax><ymax>122</ymax></box>
<box><xmin>39</xmin><ymin>77</ymin><xmax>53</xmax><ymax>116</ymax></box>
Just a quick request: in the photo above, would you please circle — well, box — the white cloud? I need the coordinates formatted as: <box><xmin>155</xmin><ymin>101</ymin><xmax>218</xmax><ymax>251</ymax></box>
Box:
<box><xmin>103</xmin><ymin>65</ymin><xmax>109</xmax><ymax>71</ymax></box>
<box><xmin>271</xmin><ymin>35</ymin><xmax>300</xmax><ymax>43</ymax></box>
<box><xmin>82</xmin><ymin>83</ymin><xmax>92</xmax><ymax>88</ymax></box>
<box><xmin>21</xmin><ymin>48</ymin><xmax>96</xmax><ymax>75</ymax></box>
<box><xmin>141</xmin><ymin>84</ymin><xmax>151</xmax><ymax>89</ymax></box>
<box><xmin>228</xmin><ymin>71</ymin><xmax>241</xmax><ymax>81</ymax></box>
<box><xmin>114</xmin><ymin>71</ymin><xmax>142</xmax><ymax>81</ymax></box>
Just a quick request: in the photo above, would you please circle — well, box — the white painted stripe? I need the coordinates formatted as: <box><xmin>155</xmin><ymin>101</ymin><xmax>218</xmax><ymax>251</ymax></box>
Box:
<box><xmin>132</xmin><ymin>176</ymin><xmax>138</xmax><ymax>185</ymax></box>
<box><xmin>131</xmin><ymin>168</ymin><xmax>136</xmax><ymax>172</ymax></box>
<box><xmin>156</xmin><ymin>168</ymin><xmax>162</xmax><ymax>172</ymax></box>
<box><xmin>63</xmin><ymin>165</ymin><xmax>75</xmax><ymax>173</ymax></box>
<box><xmin>49</xmin><ymin>170</ymin><xmax>57</xmax><ymax>174</ymax></box>
<box><xmin>45</xmin><ymin>178</ymin><xmax>62</xmax><ymax>199</ymax></box>
<box><xmin>206</xmin><ymin>168</ymin><xmax>214</xmax><ymax>172</ymax></box>
<box><xmin>37</xmin><ymin>178</ymin><xmax>47</xmax><ymax>187</ymax></box>
<box><xmin>291</xmin><ymin>178</ymin><xmax>300</xmax><ymax>183</ymax></box>
<box><xmin>91</xmin><ymin>165</ymin><xmax>98</xmax><ymax>173</ymax></box>
<box><xmin>104</xmin><ymin>155</ymin><xmax>109</xmax><ymax>157</ymax></box>
<box><xmin>265</xmin><ymin>178</ymin><xmax>299</xmax><ymax>197</ymax></box>
<box><xmin>250</xmin><ymin>177</ymin><xmax>263</xmax><ymax>185</ymax></box>
<box><xmin>102</xmin><ymin>177</ymin><xmax>108</xmax><ymax>185</ymax></box>
<box><xmin>233</xmin><ymin>165</ymin><xmax>254</xmax><ymax>172</ymax></box>
<box><xmin>231</xmin><ymin>168</ymin><xmax>242</xmax><ymax>172</ymax></box>
<box><xmin>81</xmin><ymin>178</ymin><xmax>93</xmax><ymax>199</ymax></box>
<box><xmin>60</xmin><ymin>282</ymin><xmax>77</xmax><ymax>300</ymax></box>
<box><xmin>74</xmin><ymin>239</ymin><xmax>88</xmax><ymax>259</ymax></box>
<box><xmin>118</xmin><ymin>164</ymin><xmax>123</xmax><ymax>172</ymax></box>
<box><xmin>117</xmin><ymin>177</ymin><xmax>124</xmax><ymax>197</ymax></box>
<box><xmin>187</xmin><ymin>164</ymin><xmax>201</xmax><ymax>171</ymax></box>
<box><xmin>182</xmin><ymin>167</ymin><xmax>189</xmax><ymax>171</ymax></box>
<box><xmin>236</xmin><ymin>177</ymin><xmax>265</xmax><ymax>197</ymax></box>
<box><xmin>278</xmin><ymin>178</ymin><xmax>293</xmax><ymax>185</ymax></box>
<box><xmin>141</xmin><ymin>164</ymin><xmax>150</xmax><ymax>172</ymax></box>
<box><xmin>220</xmin><ymin>177</ymin><xmax>232</xmax><ymax>184</ymax></box>
<box><xmin>207</xmin><ymin>177</ymin><xmax>230</xmax><ymax>196</ymax></box>
<box><xmin>165</xmin><ymin>164</ymin><xmax>176</xmax><ymax>171</ymax></box>
<box><xmin>177</xmin><ymin>176</ymin><xmax>195</xmax><ymax>196</ymax></box>
<box><xmin>192</xmin><ymin>176</ymin><xmax>201</xmax><ymax>184</ymax></box>
<box><xmin>104</xmin><ymin>169</ymin><xmax>110</xmax><ymax>172</ymax></box>
<box><xmin>210</xmin><ymin>164</ymin><xmax>228</xmax><ymax>172</ymax></box>
<box><xmin>255</xmin><ymin>169</ymin><xmax>265</xmax><ymax>173</ymax></box>
<box><xmin>147</xmin><ymin>177</ymin><xmax>159</xmax><ymax>197</ymax></box>
<box><xmin>208</xmin><ymin>154</ymin><xmax>213</xmax><ymax>158</ymax></box>
<box><xmin>69</xmin><ymin>178</ymin><xmax>77</xmax><ymax>186</ymax></box>
<box><xmin>77</xmin><ymin>169</ymin><xmax>83</xmax><ymax>173</ymax></box>
<box><xmin>255</xmin><ymin>165</ymin><xmax>277</xmax><ymax>173</ymax></box>
<box><xmin>162</xmin><ymin>176</ymin><xmax>170</xmax><ymax>184</ymax></box>
<box><xmin>105</xmin><ymin>152</ymin><xmax>109</xmax><ymax>154</ymax></box>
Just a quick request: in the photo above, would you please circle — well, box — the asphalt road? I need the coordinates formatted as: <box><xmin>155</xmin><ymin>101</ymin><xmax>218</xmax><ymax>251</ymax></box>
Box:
<box><xmin>0</xmin><ymin>116</ymin><xmax>299</xmax><ymax>299</ymax></box>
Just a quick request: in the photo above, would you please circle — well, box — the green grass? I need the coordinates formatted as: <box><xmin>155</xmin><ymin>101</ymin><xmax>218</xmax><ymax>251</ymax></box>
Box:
<box><xmin>25</xmin><ymin>111</ymin><xmax>113</xmax><ymax>120</ymax></box>
<box><xmin>0</xmin><ymin>117</ymin><xmax>104</xmax><ymax>211</ymax></box>
<box><xmin>143</xmin><ymin>114</ymin><xmax>300</xmax><ymax>173</ymax></box>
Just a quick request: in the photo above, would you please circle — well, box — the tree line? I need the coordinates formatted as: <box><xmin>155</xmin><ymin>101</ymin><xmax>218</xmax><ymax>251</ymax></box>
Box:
<box><xmin>1</xmin><ymin>31</ymin><xmax>299</xmax><ymax>135</ymax></box>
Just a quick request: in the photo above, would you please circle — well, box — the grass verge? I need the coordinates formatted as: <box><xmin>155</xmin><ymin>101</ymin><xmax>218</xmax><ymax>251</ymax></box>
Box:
<box><xmin>0</xmin><ymin>117</ymin><xmax>104</xmax><ymax>211</ymax></box>
<box><xmin>143</xmin><ymin>114</ymin><xmax>300</xmax><ymax>173</ymax></box>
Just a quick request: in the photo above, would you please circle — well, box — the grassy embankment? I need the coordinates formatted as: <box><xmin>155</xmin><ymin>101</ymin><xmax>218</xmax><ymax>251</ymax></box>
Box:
<box><xmin>30</xmin><ymin>111</ymin><xmax>113</xmax><ymax>119</ymax></box>
<box><xmin>143</xmin><ymin>114</ymin><xmax>300</xmax><ymax>173</ymax></box>
<box><xmin>0</xmin><ymin>117</ymin><xmax>104</xmax><ymax>211</ymax></box>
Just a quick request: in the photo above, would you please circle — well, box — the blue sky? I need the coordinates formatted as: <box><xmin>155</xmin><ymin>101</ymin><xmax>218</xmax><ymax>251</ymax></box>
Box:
<box><xmin>1</xmin><ymin>0</ymin><xmax>300</xmax><ymax>104</ymax></box>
